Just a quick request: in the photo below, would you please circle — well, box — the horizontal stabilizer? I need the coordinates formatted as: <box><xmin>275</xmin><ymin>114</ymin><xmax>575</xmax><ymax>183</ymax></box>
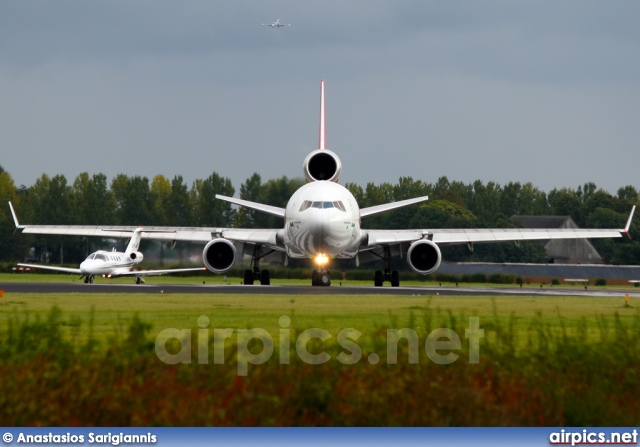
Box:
<box><xmin>215</xmin><ymin>195</ymin><xmax>286</xmax><ymax>218</ymax></box>
<box><xmin>360</xmin><ymin>196</ymin><xmax>429</xmax><ymax>218</ymax></box>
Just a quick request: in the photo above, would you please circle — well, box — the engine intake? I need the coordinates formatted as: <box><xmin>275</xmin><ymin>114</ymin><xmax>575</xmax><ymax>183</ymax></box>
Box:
<box><xmin>303</xmin><ymin>149</ymin><xmax>342</xmax><ymax>182</ymax></box>
<box><xmin>203</xmin><ymin>238</ymin><xmax>237</xmax><ymax>273</ymax></box>
<box><xmin>407</xmin><ymin>240</ymin><xmax>442</xmax><ymax>275</ymax></box>
<box><xmin>129</xmin><ymin>252</ymin><xmax>144</xmax><ymax>264</ymax></box>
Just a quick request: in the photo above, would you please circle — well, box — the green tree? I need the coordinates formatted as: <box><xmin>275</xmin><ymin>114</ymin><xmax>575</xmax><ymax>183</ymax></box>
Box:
<box><xmin>167</xmin><ymin>175</ymin><xmax>191</xmax><ymax>227</ymax></box>
<box><xmin>111</xmin><ymin>174</ymin><xmax>154</xmax><ymax>225</ymax></box>
<box><xmin>255</xmin><ymin>176</ymin><xmax>304</xmax><ymax>228</ymax></box>
<box><xmin>190</xmin><ymin>173</ymin><xmax>235</xmax><ymax>227</ymax></box>
<box><xmin>72</xmin><ymin>173</ymin><xmax>116</xmax><ymax>225</ymax></box>
<box><xmin>0</xmin><ymin>170</ymin><xmax>27</xmax><ymax>261</ymax></box>
<box><xmin>150</xmin><ymin>175</ymin><xmax>172</xmax><ymax>226</ymax></box>
<box><xmin>235</xmin><ymin>173</ymin><xmax>262</xmax><ymax>228</ymax></box>
<box><xmin>27</xmin><ymin>174</ymin><xmax>73</xmax><ymax>263</ymax></box>
<box><xmin>548</xmin><ymin>188</ymin><xmax>582</xmax><ymax>221</ymax></box>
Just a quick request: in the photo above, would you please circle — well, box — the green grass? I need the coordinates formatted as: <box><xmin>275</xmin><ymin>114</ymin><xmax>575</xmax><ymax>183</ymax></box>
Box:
<box><xmin>1</xmin><ymin>288</ymin><xmax>639</xmax><ymax>426</ymax></box>
<box><xmin>0</xmin><ymin>291</ymin><xmax>637</xmax><ymax>345</ymax></box>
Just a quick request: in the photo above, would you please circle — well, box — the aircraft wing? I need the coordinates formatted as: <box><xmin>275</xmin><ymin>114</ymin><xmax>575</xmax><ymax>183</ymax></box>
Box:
<box><xmin>17</xmin><ymin>263</ymin><xmax>82</xmax><ymax>274</ymax></box>
<box><xmin>117</xmin><ymin>267</ymin><xmax>207</xmax><ymax>277</ymax></box>
<box><xmin>363</xmin><ymin>205</ymin><xmax>635</xmax><ymax>248</ymax></box>
<box><xmin>13</xmin><ymin>224</ymin><xmax>283</xmax><ymax>247</ymax></box>
<box><xmin>364</xmin><ymin>227</ymin><xmax>627</xmax><ymax>248</ymax></box>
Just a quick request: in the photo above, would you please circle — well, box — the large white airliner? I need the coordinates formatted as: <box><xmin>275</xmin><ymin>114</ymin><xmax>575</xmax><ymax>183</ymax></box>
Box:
<box><xmin>8</xmin><ymin>81</ymin><xmax>636</xmax><ymax>287</ymax></box>
<box><xmin>12</xmin><ymin>227</ymin><xmax>206</xmax><ymax>284</ymax></box>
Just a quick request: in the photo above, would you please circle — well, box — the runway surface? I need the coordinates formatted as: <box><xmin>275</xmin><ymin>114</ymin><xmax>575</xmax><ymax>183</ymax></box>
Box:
<box><xmin>2</xmin><ymin>281</ymin><xmax>639</xmax><ymax>298</ymax></box>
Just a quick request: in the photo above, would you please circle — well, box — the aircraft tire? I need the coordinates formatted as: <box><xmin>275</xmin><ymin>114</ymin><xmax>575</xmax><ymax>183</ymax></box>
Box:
<box><xmin>319</xmin><ymin>271</ymin><xmax>331</xmax><ymax>286</ymax></box>
<box><xmin>391</xmin><ymin>270</ymin><xmax>400</xmax><ymax>287</ymax></box>
<box><xmin>374</xmin><ymin>270</ymin><xmax>383</xmax><ymax>287</ymax></box>
<box><xmin>244</xmin><ymin>269</ymin><xmax>254</xmax><ymax>285</ymax></box>
<box><xmin>260</xmin><ymin>270</ymin><xmax>271</xmax><ymax>285</ymax></box>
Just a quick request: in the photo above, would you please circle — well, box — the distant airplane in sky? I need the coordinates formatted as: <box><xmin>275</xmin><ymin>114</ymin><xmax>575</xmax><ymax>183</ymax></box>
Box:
<box><xmin>9</xmin><ymin>220</ymin><xmax>206</xmax><ymax>284</ymax></box>
<box><xmin>262</xmin><ymin>19</ymin><xmax>290</xmax><ymax>28</ymax></box>
<box><xmin>8</xmin><ymin>81</ymin><xmax>636</xmax><ymax>288</ymax></box>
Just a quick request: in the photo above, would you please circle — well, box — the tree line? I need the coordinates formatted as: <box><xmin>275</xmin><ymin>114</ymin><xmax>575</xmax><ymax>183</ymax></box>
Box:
<box><xmin>1</xmin><ymin>163</ymin><xmax>638</xmax><ymax>266</ymax></box>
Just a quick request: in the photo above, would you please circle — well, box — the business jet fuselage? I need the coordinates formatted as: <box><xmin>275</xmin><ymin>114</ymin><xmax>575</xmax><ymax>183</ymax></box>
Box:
<box><xmin>15</xmin><ymin>228</ymin><xmax>205</xmax><ymax>284</ymax></box>
<box><xmin>79</xmin><ymin>250</ymin><xmax>141</xmax><ymax>277</ymax></box>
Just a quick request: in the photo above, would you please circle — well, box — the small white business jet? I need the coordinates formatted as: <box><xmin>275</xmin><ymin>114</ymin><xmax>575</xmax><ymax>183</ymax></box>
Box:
<box><xmin>262</xmin><ymin>19</ymin><xmax>290</xmax><ymax>28</ymax></box>
<box><xmin>8</xmin><ymin>81</ymin><xmax>635</xmax><ymax>287</ymax></box>
<box><xmin>13</xmin><ymin>227</ymin><xmax>205</xmax><ymax>284</ymax></box>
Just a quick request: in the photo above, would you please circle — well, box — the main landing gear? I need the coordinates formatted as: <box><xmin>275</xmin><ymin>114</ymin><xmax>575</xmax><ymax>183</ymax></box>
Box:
<box><xmin>135</xmin><ymin>276</ymin><xmax>145</xmax><ymax>285</ymax></box>
<box><xmin>373</xmin><ymin>246</ymin><xmax>400</xmax><ymax>287</ymax></box>
<box><xmin>311</xmin><ymin>269</ymin><xmax>331</xmax><ymax>286</ymax></box>
<box><xmin>243</xmin><ymin>246</ymin><xmax>272</xmax><ymax>285</ymax></box>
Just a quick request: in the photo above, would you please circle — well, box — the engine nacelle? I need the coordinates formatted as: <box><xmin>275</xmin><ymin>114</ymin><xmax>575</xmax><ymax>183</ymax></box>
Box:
<box><xmin>129</xmin><ymin>252</ymin><xmax>144</xmax><ymax>264</ymax></box>
<box><xmin>407</xmin><ymin>239</ymin><xmax>442</xmax><ymax>275</ymax></box>
<box><xmin>303</xmin><ymin>149</ymin><xmax>342</xmax><ymax>182</ymax></box>
<box><xmin>203</xmin><ymin>238</ymin><xmax>237</xmax><ymax>273</ymax></box>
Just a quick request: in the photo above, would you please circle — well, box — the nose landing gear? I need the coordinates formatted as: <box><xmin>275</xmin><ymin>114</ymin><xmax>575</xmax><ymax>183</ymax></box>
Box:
<box><xmin>312</xmin><ymin>269</ymin><xmax>331</xmax><ymax>286</ymax></box>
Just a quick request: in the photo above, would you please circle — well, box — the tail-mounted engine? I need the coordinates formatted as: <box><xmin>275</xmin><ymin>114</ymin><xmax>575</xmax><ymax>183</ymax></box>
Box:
<box><xmin>129</xmin><ymin>252</ymin><xmax>144</xmax><ymax>264</ymax></box>
<box><xmin>203</xmin><ymin>238</ymin><xmax>237</xmax><ymax>273</ymax></box>
<box><xmin>407</xmin><ymin>239</ymin><xmax>442</xmax><ymax>275</ymax></box>
<box><xmin>303</xmin><ymin>149</ymin><xmax>342</xmax><ymax>182</ymax></box>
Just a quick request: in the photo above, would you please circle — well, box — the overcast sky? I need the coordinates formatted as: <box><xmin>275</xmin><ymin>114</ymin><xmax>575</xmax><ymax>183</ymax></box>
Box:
<box><xmin>1</xmin><ymin>1</ymin><xmax>639</xmax><ymax>195</ymax></box>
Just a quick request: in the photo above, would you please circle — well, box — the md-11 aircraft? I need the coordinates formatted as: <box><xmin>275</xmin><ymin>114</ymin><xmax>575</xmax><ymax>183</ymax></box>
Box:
<box><xmin>8</xmin><ymin>81</ymin><xmax>636</xmax><ymax>287</ymax></box>
<box><xmin>13</xmin><ymin>226</ymin><xmax>206</xmax><ymax>284</ymax></box>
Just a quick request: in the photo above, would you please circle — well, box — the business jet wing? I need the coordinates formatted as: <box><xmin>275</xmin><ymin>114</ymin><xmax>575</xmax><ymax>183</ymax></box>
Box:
<box><xmin>363</xmin><ymin>205</ymin><xmax>635</xmax><ymax>247</ymax></box>
<box><xmin>17</xmin><ymin>263</ymin><xmax>82</xmax><ymax>274</ymax></box>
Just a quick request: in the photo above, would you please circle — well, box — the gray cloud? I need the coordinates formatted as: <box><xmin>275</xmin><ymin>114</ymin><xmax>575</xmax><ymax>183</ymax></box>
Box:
<box><xmin>1</xmin><ymin>1</ymin><xmax>639</xmax><ymax>195</ymax></box>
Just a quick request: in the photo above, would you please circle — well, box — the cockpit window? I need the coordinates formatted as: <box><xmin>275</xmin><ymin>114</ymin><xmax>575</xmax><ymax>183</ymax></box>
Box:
<box><xmin>299</xmin><ymin>201</ymin><xmax>312</xmax><ymax>212</ymax></box>
<box><xmin>94</xmin><ymin>253</ymin><xmax>107</xmax><ymax>261</ymax></box>
<box><xmin>300</xmin><ymin>200</ymin><xmax>346</xmax><ymax>211</ymax></box>
<box><xmin>85</xmin><ymin>253</ymin><xmax>96</xmax><ymax>261</ymax></box>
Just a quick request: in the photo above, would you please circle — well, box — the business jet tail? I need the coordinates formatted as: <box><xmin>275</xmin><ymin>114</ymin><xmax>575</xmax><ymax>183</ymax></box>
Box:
<box><xmin>125</xmin><ymin>229</ymin><xmax>143</xmax><ymax>254</ymax></box>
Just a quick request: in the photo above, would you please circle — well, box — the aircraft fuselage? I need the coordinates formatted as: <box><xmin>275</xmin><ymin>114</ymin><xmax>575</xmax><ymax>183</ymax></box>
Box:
<box><xmin>284</xmin><ymin>181</ymin><xmax>362</xmax><ymax>260</ymax></box>
<box><xmin>79</xmin><ymin>250</ymin><xmax>135</xmax><ymax>276</ymax></box>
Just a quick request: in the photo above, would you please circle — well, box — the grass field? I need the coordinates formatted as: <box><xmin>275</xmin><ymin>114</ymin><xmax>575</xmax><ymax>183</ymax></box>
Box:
<box><xmin>0</xmin><ymin>289</ymin><xmax>637</xmax><ymax>343</ymax></box>
<box><xmin>1</xmin><ymin>277</ymin><xmax>639</xmax><ymax>426</ymax></box>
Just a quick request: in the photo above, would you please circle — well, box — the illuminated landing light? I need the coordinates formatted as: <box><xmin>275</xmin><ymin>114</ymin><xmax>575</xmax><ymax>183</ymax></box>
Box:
<box><xmin>314</xmin><ymin>253</ymin><xmax>330</xmax><ymax>266</ymax></box>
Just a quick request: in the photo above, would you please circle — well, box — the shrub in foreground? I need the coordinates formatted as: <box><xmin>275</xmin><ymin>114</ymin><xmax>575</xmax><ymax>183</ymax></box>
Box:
<box><xmin>1</xmin><ymin>307</ymin><xmax>639</xmax><ymax>426</ymax></box>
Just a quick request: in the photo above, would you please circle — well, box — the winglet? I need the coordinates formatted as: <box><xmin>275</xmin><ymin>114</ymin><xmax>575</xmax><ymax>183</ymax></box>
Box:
<box><xmin>318</xmin><ymin>80</ymin><xmax>326</xmax><ymax>150</ymax></box>
<box><xmin>623</xmin><ymin>205</ymin><xmax>635</xmax><ymax>239</ymax></box>
<box><xmin>8</xmin><ymin>201</ymin><xmax>23</xmax><ymax>229</ymax></box>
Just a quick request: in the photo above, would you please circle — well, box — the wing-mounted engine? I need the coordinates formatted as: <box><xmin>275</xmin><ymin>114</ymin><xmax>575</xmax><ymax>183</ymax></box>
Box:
<box><xmin>203</xmin><ymin>238</ymin><xmax>237</xmax><ymax>273</ymax></box>
<box><xmin>407</xmin><ymin>239</ymin><xmax>442</xmax><ymax>275</ymax></box>
<box><xmin>129</xmin><ymin>252</ymin><xmax>144</xmax><ymax>264</ymax></box>
<box><xmin>303</xmin><ymin>149</ymin><xmax>342</xmax><ymax>182</ymax></box>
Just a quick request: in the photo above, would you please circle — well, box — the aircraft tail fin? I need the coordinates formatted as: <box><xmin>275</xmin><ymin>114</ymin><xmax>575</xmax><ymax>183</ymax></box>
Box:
<box><xmin>318</xmin><ymin>80</ymin><xmax>326</xmax><ymax>150</ymax></box>
<box><xmin>125</xmin><ymin>228</ymin><xmax>143</xmax><ymax>254</ymax></box>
